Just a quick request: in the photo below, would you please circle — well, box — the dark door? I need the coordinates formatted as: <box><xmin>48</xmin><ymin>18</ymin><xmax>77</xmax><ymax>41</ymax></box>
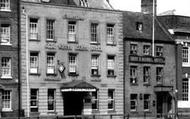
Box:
<box><xmin>64</xmin><ymin>92</ymin><xmax>84</xmax><ymax>116</ymax></box>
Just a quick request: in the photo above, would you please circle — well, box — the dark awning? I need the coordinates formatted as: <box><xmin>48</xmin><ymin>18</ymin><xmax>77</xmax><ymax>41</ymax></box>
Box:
<box><xmin>61</xmin><ymin>80</ymin><xmax>97</xmax><ymax>92</ymax></box>
<box><xmin>154</xmin><ymin>85</ymin><xmax>173</xmax><ymax>92</ymax></box>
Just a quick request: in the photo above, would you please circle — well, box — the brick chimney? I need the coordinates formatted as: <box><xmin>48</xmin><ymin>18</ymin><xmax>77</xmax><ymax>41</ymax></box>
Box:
<box><xmin>141</xmin><ymin>0</ymin><xmax>157</xmax><ymax>14</ymax></box>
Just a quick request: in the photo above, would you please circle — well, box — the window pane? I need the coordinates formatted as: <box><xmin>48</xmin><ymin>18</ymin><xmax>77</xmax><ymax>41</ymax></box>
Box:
<box><xmin>30</xmin><ymin>18</ymin><xmax>38</xmax><ymax>40</ymax></box>
<box><xmin>1</xmin><ymin>57</ymin><xmax>11</xmax><ymax>77</ymax></box>
<box><xmin>47</xmin><ymin>53</ymin><xmax>55</xmax><ymax>74</ymax></box>
<box><xmin>91</xmin><ymin>23</ymin><xmax>98</xmax><ymax>43</ymax></box>
<box><xmin>182</xmin><ymin>78</ymin><xmax>189</xmax><ymax>101</ymax></box>
<box><xmin>0</xmin><ymin>24</ymin><xmax>10</xmax><ymax>44</ymax></box>
<box><xmin>46</xmin><ymin>20</ymin><xmax>54</xmax><ymax>40</ymax></box>
<box><xmin>107</xmin><ymin>24</ymin><xmax>114</xmax><ymax>44</ymax></box>
<box><xmin>2</xmin><ymin>90</ymin><xmax>11</xmax><ymax>109</ymax></box>
<box><xmin>69</xmin><ymin>54</ymin><xmax>77</xmax><ymax>73</ymax></box>
<box><xmin>68</xmin><ymin>21</ymin><xmax>76</xmax><ymax>42</ymax></box>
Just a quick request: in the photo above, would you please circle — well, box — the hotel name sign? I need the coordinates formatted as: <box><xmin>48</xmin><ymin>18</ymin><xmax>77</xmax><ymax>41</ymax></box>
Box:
<box><xmin>45</xmin><ymin>43</ymin><xmax>102</xmax><ymax>52</ymax></box>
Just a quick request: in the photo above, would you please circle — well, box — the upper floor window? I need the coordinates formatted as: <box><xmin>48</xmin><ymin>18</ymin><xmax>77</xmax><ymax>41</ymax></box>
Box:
<box><xmin>69</xmin><ymin>53</ymin><xmax>77</xmax><ymax>75</ymax></box>
<box><xmin>107</xmin><ymin>24</ymin><xmax>115</xmax><ymax>45</ymax></box>
<box><xmin>2</xmin><ymin>90</ymin><xmax>11</xmax><ymax>111</ymax></box>
<box><xmin>130</xmin><ymin>44</ymin><xmax>137</xmax><ymax>55</ymax></box>
<box><xmin>130</xmin><ymin>94</ymin><xmax>137</xmax><ymax>111</ymax></box>
<box><xmin>1</xmin><ymin>57</ymin><xmax>11</xmax><ymax>78</ymax></box>
<box><xmin>91</xmin><ymin>55</ymin><xmax>100</xmax><ymax>76</ymax></box>
<box><xmin>91</xmin><ymin>23</ymin><xmax>98</xmax><ymax>44</ymax></box>
<box><xmin>79</xmin><ymin>0</ymin><xmax>88</xmax><ymax>7</ymax></box>
<box><xmin>144</xmin><ymin>94</ymin><xmax>151</xmax><ymax>111</ymax></box>
<box><xmin>182</xmin><ymin>47</ymin><xmax>188</xmax><ymax>63</ymax></box>
<box><xmin>30</xmin><ymin>89</ymin><xmax>38</xmax><ymax>112</ymax></box>
<box><xmin>143</xmin><ymin>66</ymin><xmax>150</xmax><ymax>84</ymax></box>
<box><xmin>48</xmin><ymin>89</ymin><xmax>56</xmax><ymax>111</ymax></box>
<box><xmin>46</xmin><ymin>19</ymin><xmax>55</xmax><ymax>41</ymax></box>
<box><xmin>108</xmin><ymin>89</ymin><xmax>115</xmax><ymax>110</ymax></box>
<box><xmin>182</xmin><ymin>78</ymin><xmax>189</xmax><ymax>101</ymax></box>
<box><xmin>136</xmin><ymin>22</ymin><xmax>143</xmax><ymax>32</ymax></box>
<box><xmin>156</xmin><ymin>67</ymin><xmax>163</xmax><ymax>84</ymax></box>
<box><xmin>130</xmin><ymin>66</ymin><xmax>138</xmax><ymax>85</ymax></box>
<box><xmin>0</xmin><ymin>0</ymin><xmax>10</xmax><ymax>11</ymax></box>
<box><xmin>68</xmin><ymin>21</ymin><xmax>76</xmax><ymax>43</ymax></box>
<box><xmin>156</xmin><ymin>46</ymin><xmax>163</xmax><ymax>57</ymax></box>
<box><xmin>47</xmin><ymin>53</ymin><xmax>55</xmax><ymax>75</ymax></box>
<box><xmin>143</xmin><ymin>45</ymin><xmax>151</xmax><ymax>56</ymax></box>
<box><xmin>92</xmin><ymin>91</ymin><xmax>98</xmax><ymax>110</ymax></box>
<box><xmin>30</xmin><ymin>52</ymin><xmax>39</xmax><ymax>74</ymax></box>
<box><xmin>107</xmin><ymin>55</ymin><xmax>115</xmax><ymax>77</ymax></box>
<box><xmin>30</xmin><ymin>18</ymin><xmax>38</xmax><ymax>40</ymax></box>
<box><xmin>0</xmin><ymin>24</ymin><xmax>10</xmax><ymax>45</ymax></box>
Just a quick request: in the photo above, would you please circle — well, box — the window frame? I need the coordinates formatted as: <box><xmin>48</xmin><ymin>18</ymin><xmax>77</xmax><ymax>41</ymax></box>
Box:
<box><xmin>106</xmin><ymin>24</ymin><xmax>115</xmax><ymax>45</ymax></box>
<box><xmin>68</xmin><ymin>21</ymin><xmax>77</xmax><ymax>43</ymax></box>
<box><xmin>29</xmin><ymin>18</ymin><xmax>39</xmax><ymax>41</ymax></box>
<box><xmin>1</xmin><ymin>57</ymin><xmax>11</xmax><ymax>78</ymax></box>
<box><xmin>30</xmin><ymin>89</ymin><xmax>39</xmax><ymax>112</ymax></box>
<box><xmin>0</xmin><ymin>24</ymin><xmax>11</xmax><ymax>45</ymax></box>
<box><xmin>136</xmin><ymin>22</ymin><xmax>143</xmax><ymax>32</ymax></box>
<box><xmin>156</xmin><ymin>46</ymin><xmax>163</xmax><ymax>57</ymax></box>
<box><xmin>156</xmin><ymin>67</ymin><xmax>163</xmax><ymax>84</ymax></box>
<box><xmin>68</xmin><ymin>53</ymin><xmax>78</xmax><ymax>75</ymax></box>
<box><xmin>30</xmin><ymin>52</ymin><xmax>39</xmax><ymax>74</ymax></box>
<box><xmin>46</xmin><ymin>19</ymin><xmax>55</xmax><ymax>41</ymax></box>
<box><xmin>108</xmin><ymin>89</ymin><xmax>115</xmax><ymax>111</ymax></box>
<box><xmin>2</xmin><ymin>90</ymin><xmax>12</xmax><ymax>111</ymax></box>
<box><xmin>130</xmin><ymin>94</ymin><xmax>138</xmax><ymax>112</ymax></box>
<box><xmin>90</xmin><ymin>23</ymin><xmax>98</xmax><ymax>44</ymax></box>
<box><xmin>46</xmin><ymin>52</ymin><xmax>56</xmax><ymax>75</ymax></box>
<box><xmin>130</xmin><ymin>66</ymin><xmax>138</xmax><ymax>85</ymax></box>
<box><xmin>107</xmin><ymin>55</ymin><xmax>115</xmax><ymax>77</ymax></box>
<box><xmin>143</xmin><ymin>66</ymin><xmax>151</xmax><ymax>85</ymax></box>
<box><xmin>0</xmin><ymin>0</ymin><xmax>10</xmax><ymax>11</ymax></box>
<box><xmin>91</xmin><ymin>54</ymin><xmax>100</xmax><ymax>77</ymax></box>
<box><xmin>182</xmin><ymin>47</ymin><xmax>188</xmax><ymax>63</ymax></box>
<box><xmin>143</xmin><ymin>45</ymin><xmax>151</xmax><ymax>56</ymax></box>
<box><xmin>47</xmin><ymin>89</ymin><xmax>56</xmax><ymax>111</ymax></box>
<box><xmin>182</xmin><ymin>78</ymin><xmax>189</xmax><ymax>101</ymax></box>
<box><xmin>91</xmin><ymin>91</ymin><xmax>99</xmax><ymax>110</ymax></box>
<box><xmin>144</xmin><ymin>94</ymin><xmax>151</xmax><ymax>111</ymax></box>
<box><xmin>130</xmin><ymin>44</ymin><xmax>138</xmax><ymax>55</ymax></box>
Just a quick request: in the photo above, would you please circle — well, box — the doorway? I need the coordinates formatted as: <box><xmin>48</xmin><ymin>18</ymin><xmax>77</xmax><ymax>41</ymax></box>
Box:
<box><xmin>64</xmin><ymin>92</ymin><xmax>84</xmax><ymax>116</ymax></box>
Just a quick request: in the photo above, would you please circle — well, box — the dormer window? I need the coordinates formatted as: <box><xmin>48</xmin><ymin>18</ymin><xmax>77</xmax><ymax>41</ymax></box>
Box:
<box><xmin>79</xmin><ymin>0</ymin><xmax>88</xmax><ymax>7</ymax></box>
<box><xmin>136</xmin><ymin>22</ymin><xmax>143</xmax><ymax>32</ymax></box>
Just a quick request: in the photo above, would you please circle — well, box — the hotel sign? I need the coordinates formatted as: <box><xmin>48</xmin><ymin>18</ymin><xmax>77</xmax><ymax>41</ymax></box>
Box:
<box><xmin>46</xmin><ymin>43</ymin><xmax>102</xmax><ymax>52</ymax></box>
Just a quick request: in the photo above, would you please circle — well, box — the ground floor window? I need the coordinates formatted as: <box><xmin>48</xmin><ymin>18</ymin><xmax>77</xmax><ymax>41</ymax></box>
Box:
<box><xmin>48</xmin><ymin>89</ymin><xmax>56</xmax><ymax>111</ymax></box>
<box><xmin>108</xmin><ymin>89</ymin><xmax>115</xmax><ymax>110</ymax></box>
<box><xmin>2</xmin><ymin>90</ymin><xmax>11</xmax><ymax>111</ymax></box>
<box><xmin>144</xmin><ymin>94</ymin><xmax>151</xmax><ymax>111</ymax></box>
<box><xmin>30</xmin><ymin>89</ymin><xmax>39</xmax><ymax>112</ymax></box>
<box><xmin>130</xmin><ymin>94</ymin><xmax>137</xmax><ymax>111</ymax></box>
<box><xmin>92</xmin><ymin>91</ymin><xmax>98</xmax><ymax>110</ymax></box>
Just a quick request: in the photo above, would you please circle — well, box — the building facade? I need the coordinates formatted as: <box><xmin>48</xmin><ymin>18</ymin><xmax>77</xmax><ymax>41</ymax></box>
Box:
<box><xmin>159</xmin><ymin>15</ymin><xmax>190</xmax><ymax>116</ymax></box>
<box><xmin>123</xmin><ymin>1</ymin><xmax>177</xmax><ymax>118</ymax></box>
<box><xmin>0</xmin><ymin>0</ymin><xmax>20</xmax><ymax>117</ymax></box>
<box><xmin>20</xmin><ymin>0</ymin><xmax>123</xmax><ymax>117</ymax></box>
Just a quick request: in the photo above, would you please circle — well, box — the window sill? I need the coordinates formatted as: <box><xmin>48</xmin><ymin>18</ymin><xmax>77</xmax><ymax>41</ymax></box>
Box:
<box><xmin>67</xmin><ymin>41</ymin><xmax>78</xmax><ymax>44</ymax></box>
<box><xmin>0</xmin><ymin>43</ymin><xmax>12</xmax><ymax>46</ymax></box>
<box><xmin>46</xmin><ymin>39</ymin><xmax>56</xmax><ymax>43</ymax></box>
<box><xmin>106</xmin><ymin>43</ymin><xmax>116</xmax><ymax>46</ymax></box>
<box><xmin>29</xmin><ymin>39</ymin><xmax>40</xmax><ymax>42</ymax></box>
<box><xmin>1</xmin><ymin>76</ymin><xmax>12</xmax><ymax>79</ymax></box>
<box><xmin>107</xmin><ymin>75</ymin><xmax>117</xmax><ymax>78</ymax></box>
<box><xmin>68</xmin><ymin>73</ymin><xmax>79</xmax><ymax>76</ymax></box>
<box><xmin>90</xmin><ymin>42</ymin><xmax>100</xmax><ymax>45</ymax></box>
<box><xmin>2</xmin><ymin>109</ymin><xmax>13</xmax><ymax>112</ymax></box>
<box><xmin>29</xmin><ymin>73</ymin><xmax>41</xmax><ymax>76</ymax></box>
<box><xmin>0</xmin><ymin>9</ymin><xmax>11</xmax><ymax>12</ymax></box>
<box><xmin>91</xmin><ymin>74</ymin><xmax>101</xmax><ymax>77</ymax></box>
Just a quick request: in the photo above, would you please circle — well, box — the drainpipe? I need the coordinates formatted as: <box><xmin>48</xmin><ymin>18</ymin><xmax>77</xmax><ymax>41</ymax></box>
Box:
<box><xmin>22</xmin><ymin>6</ymin><xmax>30</xmax><ymax>117</ymax></box>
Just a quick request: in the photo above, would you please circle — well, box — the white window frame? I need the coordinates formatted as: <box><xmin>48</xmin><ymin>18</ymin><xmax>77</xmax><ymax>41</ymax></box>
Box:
<box><xmin>46</xmin><ymin>19</ymin><xmax>55</xmax><ymax>41</ymax></box>
<box><xmin>0</xmin><ymin>24</ymin><xmax>11</xmax><ymax>45</ymax></box>
<box><xmin>107</xmin><ymin>55</ymin><xmax>115</xmax><ymax>76</ymax></box>
<box><xmin>182</xmin><ymin>47</ymin><xmax>188</xmax><ymax>63</ymax></box>
<box><xmin>30</xmin><ymin>52</ymin><xmax>39</xmax><ymax>74</ymax></box>
<box><xmin>156</xmin><ymin>46</ymin><xmax>163</xmax><ymax>57</ymax></box>
<box><xmin>107</xmin><ymin>24</ymin><xmax>115</xmax><ymax>45</ymax></box>
<box><xmin>68</xmin><ymin>21</ymin><xmax>76</xmax><ymax>42</ymax></box>
<box><xmin>92</xmin><ymin>91</ymin><xmax>98</xmax><ymax>110</ymax></box>
<box><xmin>29</xmin><ymin>18</ymin><xmax>38</xmax><ymax>40</ymax></box>
<box><xmin>144</xmin><ymin>94</ymin><xmax>151</xmax><ymax>111</ymax></box>
<box><xmin>130</xmin><ymin>66</ymin><xmax>137</xmax><ymax>84</ymax></box>
<box><xmin>1</xmin><ymin>57</ymin><xmax>11</xmax><ymax>78</ymax></box>
<box><xmin>48</xmin><ymin>89</ymin><xmax>56</xmax><ymax>111</ymax></box>
<box><xmin>91</xmin><ymin>55</ymin><xmax>99</xmax><ymax>76</ymax></box>
<box><xmin>91</xmin><ymin>23</ymin><xmax>98</xmax><ymax>43</ymax></box>
<box><xmin>130</xmin><ymin>94</ymin><xmax>137</xmax><ymax>112</ymax></box>
<box><xmin>143</xmin><ymin>66</ymin><xmax>150</xmax><ymax>84</ymax></box>
<box><xmin>143</xmin><ymin>45</ymin><xmax>151</xmax><ymax>56</ymax></box>
<box><xmin>182</xmin><ymin>78</ymin><xmax>189</xmax><ymax>101</ymax></box>
<box><xmin>69</xmin><ymin>54</ymin><xmax>77</xmax><ymax>74</ymax></box>
<box><xmin>30</xmin><ymin>89</ymin><xmax>39</xmax><ymax>112</ymax></box>
<box><xmin>108</xmin><ymin>89</ymin><xmax>115</xmax><ymax>110</ymax></box>
<box><xmin>0</xmin><ymin>0</ymin><xmax>10</xmax><ymax>11</ymax></box>
<box><xmin>47</xmin><ymin>53</ymin><xmax>55</xmax><ymax>74</ymax></box>
<box><xmin>2</xmin><ymin>90</ymin><xmax>12</xmax><ymax>111</ymax></box>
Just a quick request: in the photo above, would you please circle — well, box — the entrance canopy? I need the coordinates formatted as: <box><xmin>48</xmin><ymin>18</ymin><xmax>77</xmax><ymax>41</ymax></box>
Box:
<box><xmin>61</xmin><ymin>80</ymin><xmax>97</xmax><ymax>92</ymax></box>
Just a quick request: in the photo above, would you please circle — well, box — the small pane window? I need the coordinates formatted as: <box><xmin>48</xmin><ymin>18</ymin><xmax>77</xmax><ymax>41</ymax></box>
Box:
<box><xmin>0</xmin><ymin>24</ymin><xmax>10</xmax><ymax>45</ymax></box>
<box><xmin>107</xmin><ymin>24</ymin><xmax>115</xmax><ymax>45</ymax></box>
<box><xmin>130</xmin><ymin>94</ymin><xmax>137</xmax><ymax>111</ymax></box>
<box><xmin>182</xmin><ymin>78</ymin><xmax>189</xmax><ymax>101</ymax></box>
<box><xmin>68</xmin><ymin>21</ymin><xmax>76</xmax><ymax>42</ymax></box>
<box><xmin>91</xmin><ymin>23</ymin><xmax>98</xmax><ymax>43</ymax></box>
<box><xmin>30</xmin><ymin>18</ymin><xmax>38</xmax><ymax>40</ymax></box>
<box><xmin>182</xmin><ymin>47</ymin><xmax>188</xmax><ymax>63</ymax></box>
<box><xmin>1</xmin><ymin>57</ymin><xmax>11</xmax><ymax>78</ymax></box>
<box><xmin>91</xmin><ymin>55</ymin><xmax>99</xmax><ymax>76</ymax></box>
<box><xmin>47</xmin><ymin>53</ymin><xmax>55</xmax><ymax>74</ymax></box>
<box><xmin>107</xmin><ymin>55</ymin><xmax>115</xmax><ymax>76</ymax></box>
<box><xmin>0</xmin><ymin>0</ymin><xmax>10</xmax><ymax>11</ymax></box>
<box><xmin>46</xmin><ymin>19</ymin><xmax>55</xmax><ymax>41</ymax></box>
<box><xmin>2</xmin><ymin>90</ymin><xmax>11</xmax><ymax>111</ymax></box>
<box><xmin>69</xmin><ymin>54</ymin><xmax>77</xmax><ymax>74</ymax></box>
<box><xmin>108</xmin><ymin>89</ymin><xmax>115</xmax><ymax>110</ymax></box>
<box><xmin>30</xmin><ymin>52</ymin><xmax>39</xmax><ymax>74</ymax></box>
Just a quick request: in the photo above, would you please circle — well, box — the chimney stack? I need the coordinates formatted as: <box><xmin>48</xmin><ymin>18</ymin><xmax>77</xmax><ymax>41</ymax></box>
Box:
<box><xmin>141</xmin><ymin>0</ymin><xmax>157</xmax><ymax>14</ymax></box>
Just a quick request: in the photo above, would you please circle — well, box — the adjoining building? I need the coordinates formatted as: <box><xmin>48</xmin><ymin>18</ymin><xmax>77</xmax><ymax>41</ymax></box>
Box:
<box><xmin>159</xmin><ymin>14</ymin><xmax>190</xmax><ymax>117</ymax></box>
<box><xmin>123</xmin><ymin>0</ymin><xmax>177</xmax><ymax>118</ymax></box>
<box><xmin>0</xmin><ymin>0</ymin><xmax>20</xmax><ymax>117</ymax></box>
<box><xmin>20</xmin><ymin>0</ymin><xmax>123</xmax><ymax>117</ymax></box>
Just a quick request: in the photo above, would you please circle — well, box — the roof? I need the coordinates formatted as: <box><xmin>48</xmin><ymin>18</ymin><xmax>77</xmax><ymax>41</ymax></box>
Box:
<box><xmin>61</xmin><ymin>80</ymin><xmax>97</xmax><ymax>92</ymax></box>
<box><xmin>123</xmin><ymin>11</ymin><xmax>174</xmax><ymax>43</ymax></box>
